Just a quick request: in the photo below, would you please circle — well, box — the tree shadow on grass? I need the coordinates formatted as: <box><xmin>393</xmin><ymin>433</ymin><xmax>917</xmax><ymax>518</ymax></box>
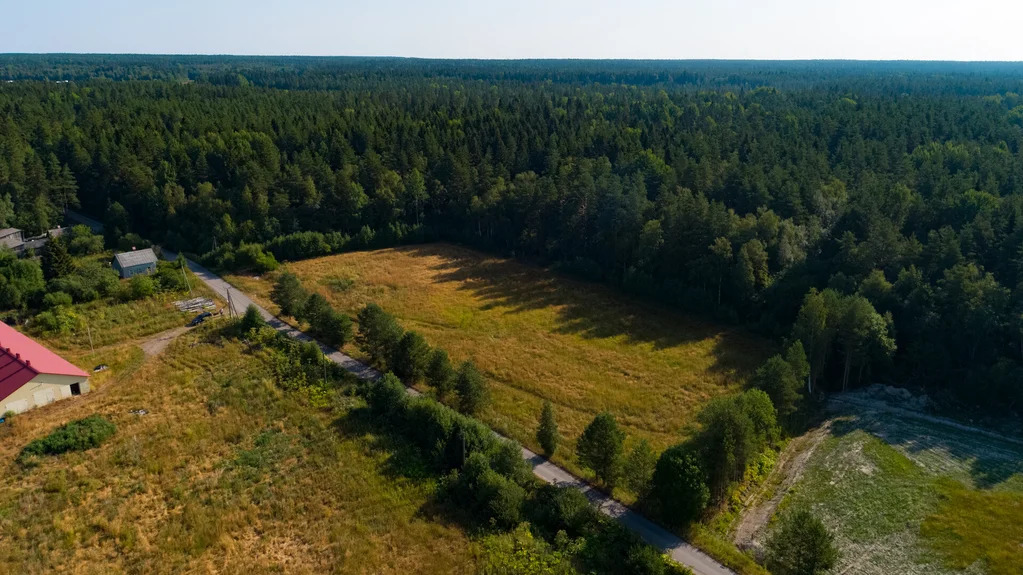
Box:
<box><xmin>829</xmin><ymin>411</ymin><xmax>1023</xmax><ymax>490</ymax></box>
<box><xmin>395</xmin><ymin>244</ymin><xmax>770</xmax><ymax>378</ymax></box>
<box><xmin>329</xmin><ymin>405</ymin><xmax>490</xmax><ymax>531</ymax></box>
<box><xmin>331</xmin><ymin>406</ymin><xmax>435</xmax><ymax>481</ymax></box>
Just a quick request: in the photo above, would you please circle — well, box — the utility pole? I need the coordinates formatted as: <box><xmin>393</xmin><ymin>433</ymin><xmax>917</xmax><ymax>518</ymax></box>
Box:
<box><xmin>226</xmin><ymin>287</ymin><xmax>236</xmax><ymax>318</ymax></box>
<box><xmin>180</xmin><ymin>260</ymin><xmax>191</xmax><ymax>295</ymax></box>
<box><xmin>86</xmin><ymin>322</ymin><xmax>94</xmax><ymax>354</ymax></box>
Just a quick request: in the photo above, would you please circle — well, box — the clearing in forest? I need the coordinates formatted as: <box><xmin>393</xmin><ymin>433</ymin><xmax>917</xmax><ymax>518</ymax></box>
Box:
<box><xmin>225</xmin><ymin>243</ymin><xmax>772</xmax><ymax>478</ymax></box>
<box><xmin>737</xmin><ymin>395</ymin><xmax>1023</xmax><ymax>575</ymax></box>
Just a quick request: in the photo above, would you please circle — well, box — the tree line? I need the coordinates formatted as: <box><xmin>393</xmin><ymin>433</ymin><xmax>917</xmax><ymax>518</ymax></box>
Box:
<box><xmin>3</xmin><ymin>58</ymin><xmax>1022</xmax><ymax>410</ymax></box>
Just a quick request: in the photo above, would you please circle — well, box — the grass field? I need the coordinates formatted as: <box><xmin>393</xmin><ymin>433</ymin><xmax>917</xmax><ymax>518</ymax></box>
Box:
<box><xmin>0</xmin><ymin>319</ymin><xmax>477</xmax><ymax>573</ymax></box>
<box><xmin>774</xmin><ymin>407</ymin><xmax>1023</xmax><ymax>575</ymax></box>
<box><xmin>225</xmin><ymin>243</ymin><xmax>772</xmax><ymax>480</ymax></box>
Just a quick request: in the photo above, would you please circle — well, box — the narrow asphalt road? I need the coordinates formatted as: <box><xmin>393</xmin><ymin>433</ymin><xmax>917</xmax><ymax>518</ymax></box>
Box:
<box><xmin>164</xmin><ymin>250</ymin><xmax>736</xmax><ymax>575</ymax></box>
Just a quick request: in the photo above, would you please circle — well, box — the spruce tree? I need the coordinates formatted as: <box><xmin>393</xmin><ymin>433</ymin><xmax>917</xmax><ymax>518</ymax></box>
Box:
<box><xmin>456</xmin><ymin>360</ymin><xmax>489</xmax><ymax>416</ymax></box>
<box><xmin>536</xmin><ymin>400</ymin><xmax>560</xmax><ymax>457</ymax></box>
<box><xmin>42</xmin><ymin>237</ymin><xmax>74</xmax><ymax>280</ymax></box>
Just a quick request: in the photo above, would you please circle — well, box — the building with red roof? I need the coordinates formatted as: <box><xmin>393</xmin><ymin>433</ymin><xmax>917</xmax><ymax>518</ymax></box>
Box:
<box><xmin>0</xmin><ymin>321</ymin><xmax>90</xmax><ymax>415</ymax></box>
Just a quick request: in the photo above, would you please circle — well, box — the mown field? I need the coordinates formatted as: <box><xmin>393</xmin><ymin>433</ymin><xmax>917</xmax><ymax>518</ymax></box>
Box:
<box><xmin>0</xmin><ymin>301</ymin><xmax>478</xmax><ymax>573</ymax></box>
<box><xmin>225</xmin><ymin>243</ymin><xmax>772</xmax><ymax>480</ymax></box>
<box><xmin>773</xmin><ymin>407</ymin><xmax>1023</xmax><ymax>575</ymax></box>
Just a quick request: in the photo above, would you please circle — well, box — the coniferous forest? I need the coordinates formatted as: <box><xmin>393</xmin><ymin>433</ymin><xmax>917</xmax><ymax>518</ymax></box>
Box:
<box><xmin>3</xmin><ymin>56</ymin><xmax>1023</xmax><ymax>413</ymax></box>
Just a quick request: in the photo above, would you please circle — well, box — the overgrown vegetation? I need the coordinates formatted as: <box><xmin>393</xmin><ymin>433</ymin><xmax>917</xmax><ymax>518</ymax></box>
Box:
<box><xmin>18</xmin><ymin>415</ymin><xmax>116</xmax><ymax>465</ymax></box>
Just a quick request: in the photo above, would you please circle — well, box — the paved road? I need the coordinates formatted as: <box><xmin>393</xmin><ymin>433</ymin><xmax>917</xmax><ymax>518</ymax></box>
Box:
<box><xmin>164</xmin><ymin>250</ymin><xmax>735</xmax><ymax>575</ymax></box>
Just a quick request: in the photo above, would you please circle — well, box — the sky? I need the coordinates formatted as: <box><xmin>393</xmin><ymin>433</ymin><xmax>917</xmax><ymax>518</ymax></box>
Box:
<box><xmin>3</xmin><ymin>0</ymin><xmax>1023</xmax><ymax>61</ymax></box>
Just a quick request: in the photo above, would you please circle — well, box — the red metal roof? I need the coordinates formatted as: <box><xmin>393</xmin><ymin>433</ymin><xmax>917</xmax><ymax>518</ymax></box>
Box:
<box><xmin>0</xmin><ymin>321</ymin><xmax>88</xmax><ymax>405</ymax></box>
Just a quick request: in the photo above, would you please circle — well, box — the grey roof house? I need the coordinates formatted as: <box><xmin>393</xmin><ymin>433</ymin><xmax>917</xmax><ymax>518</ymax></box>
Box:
<box><xmin>112</xmin><ymin>248</ymin><xmax>158</xmax><ymax>279</ymax></box>
<box><xmin>0</xmin><ymin>229</ymin><xmax>24</xmax><ymax>250</ymax></box>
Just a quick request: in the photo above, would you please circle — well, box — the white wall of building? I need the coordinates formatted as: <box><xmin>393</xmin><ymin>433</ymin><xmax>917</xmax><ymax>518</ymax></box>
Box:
<box><xmin>1</xmin><ymin>373</ymin><xmax>90</xmax><ymax>415</ymax></box>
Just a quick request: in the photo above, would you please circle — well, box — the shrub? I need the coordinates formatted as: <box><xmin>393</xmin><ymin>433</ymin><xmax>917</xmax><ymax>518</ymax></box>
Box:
<box><xmin>765</xmin><ymin>509</ymin><xmax>839</xmax><ymax>575</ymax></box>
<box><xmin>240</xmin><ymin>304</ymin><xmax>267</xmax><ymax>333</ymax></box>
<box><xmin>265</xmin><ymin>231</ymin><xmax>331</xmax><ymax>261</ymax></box>
<box><xmin>302</xmin><ymin>292</ymin><xmax>333</xmax><ymax>325</ymax></box>
<box><xmin>41</xmin><ymin>291</ymin><xmax>73</xmax><ymax>310</ymax></box>
<box><xmin>123</xmin><ymin>274</ymin><xmax>156</xmax><ymax>301</ymax></box>
<box><xmin>404</xmin><ymin>398</ymin><xmax>456</xmax><ymax>462</ymax></box>
<box><xmin>577</xmin><ymin>412</ymin><xmax>625</xmax><ymax>488</ymax></box>
<box><xmin>489</xmin><ymin>438</ymin><xmax>531</xmax><ymax>485</ymax></box>
<box><xmin>34</xmin><ymin>305</ymin><xmax>80</xmax><ymax>334</ymax></box>
<box><xmin>19</xmin><ymin>415</ymin><xmax>116</xmax><ymax>463</ymax></box>
<box><xmin>449</xmin><ymin>453</ymin><xmax>525</xmax><ymax>529</ymax></box>
<box><xmin>444</xmin><ymin>415</ymin><xmax>499</xmax><ymax>469</ymax></box>
<box><xmin>529</xmin><ymin>484</ymin><xmax>602</xmax><ymax>538</ymax></box>
<box><xmin>154</xmin><ymin>260</ymin><xmax>188</xmax><ymax>292</ymax></box>
<box><xmin>456</xmin><ymin>360</ymin><xmax>490</xmax><ymax>416</ymax></box>
<box><xmin>366</xmin><ymin>373</ymin><xmax>408</xmax><ymax>419</ymax></box>
<box><xmin>67</xmin><ymin>225</ymin><xmax>104</xmax><ymax>255</ymax></box>
<box><xmin>233</xmin><ymin>243</ymin><xmax>278</xmax><ymax>273</ymax></box>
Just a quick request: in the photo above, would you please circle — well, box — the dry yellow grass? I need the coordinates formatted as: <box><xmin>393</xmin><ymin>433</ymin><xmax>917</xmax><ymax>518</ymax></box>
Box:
<box><xmin>226</xmin><ymin>243</ymin><xmax>772</xmax><ymax>477</ymax></box>
<box><xmin>0</xmin><ymin>321</ymin><xmax>475</xmax><ymax>574</ymax></box>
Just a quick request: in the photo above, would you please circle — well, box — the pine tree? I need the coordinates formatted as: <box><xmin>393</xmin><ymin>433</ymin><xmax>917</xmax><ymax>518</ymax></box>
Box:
<box><xmin>536</xmin><ymin>400</ymin><xmax>560</xmax><ymax>457</ymax></box>
<box><xmin>456</xmin><ymin>360</ymin><xmax>489</xmax><ymax>416</ymax></box>
<box><xmin>577</xmin><ymin>412</ymin><xmax>625</xmax><ymax>488</ymax></box>
<box><xmin>42</xmin><ymin>237</ymin><xmax>74</xmax><ymax>280</ymax></box>
<box><xmin>426</xmin><ymin>348</ymin><xmax>455</xmax><ymax>400</ymax></box>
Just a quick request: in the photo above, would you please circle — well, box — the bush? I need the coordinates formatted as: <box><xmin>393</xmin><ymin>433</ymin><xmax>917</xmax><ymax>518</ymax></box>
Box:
<box><xmin>240</xmin><ymin>304</ymin><xmax>267</xmax><ymax>333</ymax></box>
<box><xmin>41</xmin><ymin>291</ymin><xmax>73</xmax><ymax>310</ymax></box>
<box><xmin>233</xmin><ymin>242</ymin><xmax>278</xmax><ymax>273</ymax></box>
<box><xmin>449</xmin><ymin>453</ymin><xmax>525</xmax><ymax>529</ymax></box>
<box><xmin>765</xmin><ymin>509</ymin><xmax>839</xmax><ymax>575</ymax></box>
<box><xmin>19</xmin><ymin>415</ymin><xmax>116</xmax><ymax>463</ymax></box>
<box><xmin>529</xmin><ymin>484</ymin><xmax>602</xmax><ymax>538</ymax></box>
<box><xmin>34</xmin><ymin>305</ymin><xmax>80</xmax><ymax>334</ymax></box>
<box><xmin>67</xmin><ymin>225</ymin><xmax>104</xmax><ymax>255</ymax></box>
<box><xmin>366</xmin><ymin>373</ymin><xmax>408</xmax><ymax>419</ymax></box>
<box><xmin>265</xmin><ymin>231</ymin><xmax>332</xmax><ymax>261</ymax></box>
<box><xmin>154</xmin><ymin>260</ymin><xmax>188</xmax><ymax>292</ymax></box>
<box><xmin>123</xmin><ymin>274</ymin><xmax>156</xmax><ymax>301</ymax></box>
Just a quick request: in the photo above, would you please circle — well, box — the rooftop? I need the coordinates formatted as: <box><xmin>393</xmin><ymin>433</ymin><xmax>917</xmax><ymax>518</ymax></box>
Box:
<box><xmin>114</xmin><ymin>247</ymin><xmax>158</xmax><ymax>268</ymax></box>
<box><xmin>0</xmin><ymin>321</ymin><xmax>88</xmax><ymax>404</ymax></box>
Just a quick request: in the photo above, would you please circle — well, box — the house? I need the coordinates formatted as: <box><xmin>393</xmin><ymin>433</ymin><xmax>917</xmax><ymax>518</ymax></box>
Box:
<box><xmin>0</xmin><ymin>321</ymin><xmax>90</xmax><ymax>415</ymax></box>
<box><xmin>112</xmin><ymin>248</ymin><xmax>158</xmax><ymax>279</ymax></box>
<box><xmin>0</xmin><ymin>228</ymin><xmax>24</xmax><ymax>250</ymax></box>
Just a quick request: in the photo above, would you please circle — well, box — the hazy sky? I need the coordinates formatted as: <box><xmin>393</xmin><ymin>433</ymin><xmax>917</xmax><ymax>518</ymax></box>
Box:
<box><xmin>4</xmin><ymin>0</ymin><xmax>1022</xmax><ymax>60</ymax></box>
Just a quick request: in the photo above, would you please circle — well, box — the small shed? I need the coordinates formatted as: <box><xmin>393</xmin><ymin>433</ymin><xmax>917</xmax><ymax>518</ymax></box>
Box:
<box><xmin>0</xmin><ymin>228</ymin><xmax>24</xmax><ymax>250</ymax></box>
<box><xmin>112</xmin><ymin>248</ymin><xmax>158</xmax><ymax>279</ymax></box>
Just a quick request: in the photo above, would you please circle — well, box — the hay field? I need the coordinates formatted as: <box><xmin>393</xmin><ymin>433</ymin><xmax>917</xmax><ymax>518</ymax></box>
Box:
<box><xmin>226</xmin><ymin>243</ymin><xmax>772</xmax><ymax>477</ymax></box>
<box><xmin>0</xmin><ymin>312</ymin><xmax>475</xmax><ymax>573</ymax></box>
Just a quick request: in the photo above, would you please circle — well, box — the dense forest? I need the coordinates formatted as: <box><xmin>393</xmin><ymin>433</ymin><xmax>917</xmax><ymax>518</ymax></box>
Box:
<box><xmin>3</xmin><ymin>56</ymin><xmax>1023</xmax><ymax>413</ymax></box>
